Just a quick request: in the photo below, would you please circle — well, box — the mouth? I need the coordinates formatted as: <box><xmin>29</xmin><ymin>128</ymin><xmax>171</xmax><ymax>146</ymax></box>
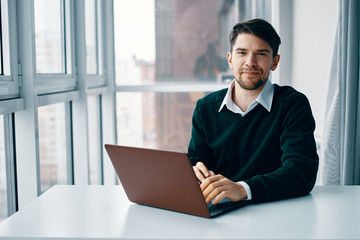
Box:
<box><xmin>241</xmin><ymin>71</ymin><xmax>261</xmax><ymax>77</ymax></box>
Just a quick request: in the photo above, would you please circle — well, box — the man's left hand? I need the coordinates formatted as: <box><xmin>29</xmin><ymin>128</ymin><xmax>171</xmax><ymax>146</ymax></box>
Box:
<box><xmin>200</xmin><ymin>174</ymin><xmax>247</xmax><ymax>205</ymax></box>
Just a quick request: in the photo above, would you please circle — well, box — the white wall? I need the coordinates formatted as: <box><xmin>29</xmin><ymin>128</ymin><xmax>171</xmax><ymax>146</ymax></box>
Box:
<box><xmin>290</xmin><ymin>0</ymin><xmax>338</xmax><ymax>138</ymax></box>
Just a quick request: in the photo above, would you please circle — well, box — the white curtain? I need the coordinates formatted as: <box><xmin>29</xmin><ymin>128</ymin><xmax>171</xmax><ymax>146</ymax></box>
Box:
<box><xmin>319</xmin><ymin>0</ymin><xmax>360</xmax><ymax>185</ymax></box>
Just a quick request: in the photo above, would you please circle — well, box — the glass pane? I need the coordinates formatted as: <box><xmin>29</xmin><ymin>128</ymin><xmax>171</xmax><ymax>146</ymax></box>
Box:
<box><xmin>64</xmin><ymin>0</ymin><xmax>72</xmax><ymax>74</ymax></box>
<box><xmin>34</xmin><ymin>0</ymin><xmax>65</xmax><ymax>74</ymax></box>
<box><xmin>114</xmin><ymin>0</ymin><xmax>239</xmax><ymax>85</ymax></box>
<box><xmin>0</xmin><ymin>116</ymin><xmax>8</xmax><ymax>222</ymax></box>
<box><xmin>38</xmin><ymin>103</ymin><xmax>68</xmax><ymax>193</ymax></box>
<box><xmin>96</xmin><ymin>0</ymin><xmax>103</xmax><ymax>75</ymax></box>
<box><xmin>85</xmin><ymin>0</ymin><xmax>98</xmax><ymax>74</ymax></box>
<box><xmin>87</xmin><ymin>96</ymin><xmax>102</xmax><ymax>184</ymax></box>
<box><xmin>0</xmin><ymin>0</ymin><xmax>11</xmax><ymax>75</ymax></box>
<box><xmin>116</xmin><ymin>92</ymin><xmax>207</xmax><ymax>152</ymax></box>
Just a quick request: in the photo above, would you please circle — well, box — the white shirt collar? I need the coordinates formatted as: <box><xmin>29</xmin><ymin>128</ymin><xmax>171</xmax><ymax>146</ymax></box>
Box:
<box><xmin>219</xmin><ymin>79</ymin><xmax>274</xmax><ymax>116</ymax></box>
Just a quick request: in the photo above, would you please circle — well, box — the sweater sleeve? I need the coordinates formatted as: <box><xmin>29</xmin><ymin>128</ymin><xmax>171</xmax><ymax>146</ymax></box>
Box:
<box><xmin>245</xmin><ymin>92</ymin><xmax>319</xmax><ymax>203</ymax></box>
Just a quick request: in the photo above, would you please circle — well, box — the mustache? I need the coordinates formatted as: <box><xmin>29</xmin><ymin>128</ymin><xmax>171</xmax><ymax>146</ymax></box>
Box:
<box><xmin>238</xmin><ymin>68</ymin><xmax>263</xmax><ymax>74</ymax></box>
<box><xmin>240</xmin><ymin>67</ymin><xmax>262</xmax><ymax>72</ymax></box>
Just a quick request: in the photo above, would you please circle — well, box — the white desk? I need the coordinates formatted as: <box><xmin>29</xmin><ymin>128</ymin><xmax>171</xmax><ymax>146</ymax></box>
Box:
<box><xmin>0</xmin><ymin>185</ymin><xmax>359</xmax><ymax>240</ymax></box>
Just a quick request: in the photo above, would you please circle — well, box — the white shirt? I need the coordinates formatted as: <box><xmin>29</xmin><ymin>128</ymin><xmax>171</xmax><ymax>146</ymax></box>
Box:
<box><xmin>219</xmin><ymin>79</ymin><xmax>274</xmax><ymax>115</ymax></box>
<box><xmin>218</xmin><ymin>79</ymin><xmax>275</xmax><ymax>200</ymax></box>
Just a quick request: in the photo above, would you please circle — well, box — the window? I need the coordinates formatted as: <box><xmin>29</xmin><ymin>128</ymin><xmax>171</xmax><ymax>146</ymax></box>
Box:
<box><xmin>0</xmin><ymin>0</ymin><xmax>19</xmax><ymax>100</ymax></box>
<box><xmin>0</xmin><ymin>0</ymin><xmax>10</xmax><ymax>76</ymax></box>
<box><xmin>116</xmin><ymin>91</ymin><xmax>207</xmax><ymax>152</ymax></box>
<box><xmin>0</xmin><ymin>116</ymin><xmax>7</xmax><ymax>222</ymax></box>
<box><xmin>114</xmin><ymin>0</ymin><xmax>240</xmax><ymax>85</ymax></box>
<box><xmin>0</xmin><ymin>113</ymin><xmax>16</xmax><ymax>222</ymax></box>
<box><xmin>34</xmin><ymin>0</ymin><xmax>75</xmax><ymax>94</ymax></box>
<box><xmin>38</xmin><ymin>103</ymin><xmax>71</xmax><ymax>193</ymax></box>
<box><xmin>85</xmin><ymin>0</ymin><xmax>103</xmax><ymax>75</ymax></box>
<box><xmin>85</xmin><ymin>0</ymin><xmax>105</xmax><ymax>88</ymax></box>
<box><xmin>34</xmin><ymin>0</ymin><xmax>65</xmax><ymax>74</ymax></box>
<box><xmin>85</xmin><ymin>0</ymin><xmax>97</xmax><ymax>75</ymax></box>
<box><xmin>0</xmin><ymin>0</ymin><xmax>116</xmax><ymax>211</ymax></box>
<box><xmin>87</xmin><ymin>95</ymin><xmax>102</xmax><ymax>184</ymax></box>
<box><xmin>114</xmin><ymin>0</ymin><xmax>248</xmax><ymax>151</ymax></box>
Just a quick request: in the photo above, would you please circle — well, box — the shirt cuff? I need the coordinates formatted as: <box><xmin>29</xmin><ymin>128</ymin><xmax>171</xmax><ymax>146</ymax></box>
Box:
<box><xmin>239</xmin><ymin>181</ymin><xmax>252</xmax><ymax>200</ymax></box>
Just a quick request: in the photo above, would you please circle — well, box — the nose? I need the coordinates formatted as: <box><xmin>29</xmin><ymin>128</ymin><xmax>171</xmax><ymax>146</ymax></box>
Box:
<box><xmin>245</xmin><ymin>53</ymin><xmax>257</xmax><ymax>68</ymax></box>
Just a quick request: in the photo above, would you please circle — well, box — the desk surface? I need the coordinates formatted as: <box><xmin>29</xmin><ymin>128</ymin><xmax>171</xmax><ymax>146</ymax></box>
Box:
<box><xmin>0</xmin><ymin>185</ymin><xmax>359</xmax><ymax>240</ymax></box>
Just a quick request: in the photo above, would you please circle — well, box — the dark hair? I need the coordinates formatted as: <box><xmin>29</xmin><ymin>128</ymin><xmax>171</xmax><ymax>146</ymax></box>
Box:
<box><xmin>229</xmin><ymin>19</ymin><xmax>281</xmax><ymax>58</ymax></box>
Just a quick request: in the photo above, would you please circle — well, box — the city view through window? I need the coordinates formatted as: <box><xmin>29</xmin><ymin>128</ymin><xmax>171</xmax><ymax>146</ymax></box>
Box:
<box><xmin>7</xmin><ymin>0</ymin><xmax>239</xmax><ymax>195</ymax></box>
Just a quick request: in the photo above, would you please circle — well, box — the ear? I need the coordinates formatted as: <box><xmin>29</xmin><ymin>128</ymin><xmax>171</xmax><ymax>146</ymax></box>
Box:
<box><xmin>227</xmin><ymin>52</ymin><xmax>233</xmax><ymax>69</ymax></box>
<box><xmin>271</xmin><ymin>54</ymin><xmax>280</xmax><ymax>71</ymax></box>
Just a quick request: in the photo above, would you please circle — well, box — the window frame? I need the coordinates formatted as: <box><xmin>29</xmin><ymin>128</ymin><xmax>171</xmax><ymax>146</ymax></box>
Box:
<box><xmin>0</xmin><ymin>0</ymin><xmax>20</xmax><ymax>100</ymax></box>
<box><xmin>37</xmin><ymin>101</ymin><xmax>74</xmax><ymax>193</ymax></box>
<box><xmin>34</xmin><ymin>0</ymin><xmax>77</xmax><ymax>95</ymax></box>
<box><xmin>85</xmin><ymin>0</ymin><xmax>105</xmax><ymax>89</ymax></box>
<box><xmin>3</xmin><ymin>114</ymin><xmax>18</xmax><ymax>217</ymax></box>
<box><xmin>87</xmin><ymin>93</ymin><xmax>103</xmax><ymax>185</ymax></box>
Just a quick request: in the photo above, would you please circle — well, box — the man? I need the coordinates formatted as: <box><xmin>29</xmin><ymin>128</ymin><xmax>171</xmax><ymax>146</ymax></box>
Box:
<box><xmin>187</xmin><ymin>19</ymin><xmax>319</xmax><ymax>205</ymax></box>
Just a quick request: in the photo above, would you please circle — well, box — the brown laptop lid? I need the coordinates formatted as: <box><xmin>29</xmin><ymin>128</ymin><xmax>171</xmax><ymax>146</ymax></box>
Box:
<box><xmin>105</xmin><ymin>144</ymin><xmax>211</xmax><ymax>218</ymax></box>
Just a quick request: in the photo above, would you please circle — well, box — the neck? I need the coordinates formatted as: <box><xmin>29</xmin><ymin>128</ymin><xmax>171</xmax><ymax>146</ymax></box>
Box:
<box><xmin>232</xmin><ymin>81</ymin><xmax>265</xmax><ymax>112</ymax></box>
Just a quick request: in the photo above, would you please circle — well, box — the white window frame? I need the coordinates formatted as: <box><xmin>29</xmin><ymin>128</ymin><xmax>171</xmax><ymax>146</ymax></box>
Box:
<box><xmin>14</xmin><ymin>0</ymin><xmax>79</xmax><ymax>209</ymax></box>
<box><xmin>87</xmin><ymin>93</ymin><xmax>103</xmax><ymax>185</ymax></box>
<box><xmin>4</xmin><ymin>114</ymin><xmax>18</xmax><ymax>216</ymax></box>
<box><xmin>0</xmin><ymin>0</ymin><xmax>20</xmax><ymax>100</ymax></box>
<box><xmin>86</xmin><ymin>0</ymin><xmax>105</xmax><ymax>89</ymax></box>
<box><xmin>2</xmin><ymin>0</ymin><xmax>116</xmax><ymax>213</ymax></box>
<box><xmin>72</xmin><ymin>0</ymin><xmax>116</xmax><ymax>186</ymax></box>
<box><xmin>34</xmin><ymin>0</ymin><xmax>77</xmax><ymax>95</ymax></box>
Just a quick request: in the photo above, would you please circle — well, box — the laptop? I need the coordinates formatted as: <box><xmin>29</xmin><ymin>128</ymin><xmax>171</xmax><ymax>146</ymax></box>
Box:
<box><xmin>104</xmin><ymin>144</ymin><xmax>249</xmax><ymax>218</ymax></box>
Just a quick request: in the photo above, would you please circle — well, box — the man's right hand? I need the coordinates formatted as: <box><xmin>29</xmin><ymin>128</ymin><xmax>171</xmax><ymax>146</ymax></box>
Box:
<box><xmin>192</xmin><ymin>162</ymin><xmax>215</xmax><ymax>183</ymax></box>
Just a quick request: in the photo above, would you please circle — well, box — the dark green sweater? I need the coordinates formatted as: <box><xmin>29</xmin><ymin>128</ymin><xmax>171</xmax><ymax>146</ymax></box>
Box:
<box><xmin>187</xmin><ymin>84</ymin><xmax>319</xmax><ymax>203</ymax></box>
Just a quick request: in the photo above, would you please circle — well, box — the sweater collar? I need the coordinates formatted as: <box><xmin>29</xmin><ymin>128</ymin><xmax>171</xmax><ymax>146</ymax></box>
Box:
<box><xmin>219</xmin><ymin>79</ymin><xmax>274</xmax><ymax>116</ymax></box>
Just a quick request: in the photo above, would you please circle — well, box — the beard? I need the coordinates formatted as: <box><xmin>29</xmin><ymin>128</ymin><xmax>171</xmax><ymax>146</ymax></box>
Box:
<box><xmin>235</xmin><ymin>68</ymin><xmax>268</xmax><ymax>90</ymax></box>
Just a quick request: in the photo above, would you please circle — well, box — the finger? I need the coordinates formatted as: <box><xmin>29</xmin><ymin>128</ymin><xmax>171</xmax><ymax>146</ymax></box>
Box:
<box><xmin>200</xmin><ymin>176</ymin><xmax>224</xmax><ymax>203</ymax></box>
<box><xmin>193</xmin><ymin>166</ymin><xmax>206</xmax><ymax>182</ymax></box>
<box><xmin>209</xmin><ymin>170</ymin><xmax>215</xmax><ymax>176</ymax></box>
<box><xmin>200</xmin><ymin>175</ymin><xmax>221</xmax><ymax>192</ymax></box>
<box><xmin>208</xmin><ymin>181</ymin><xmax>247</xmax><ymax>204</ymax></box>
<box><xmin>196</xmin><ymin>162</ymin><xmax>211</xmax><ymax>178</ymax></box>
<box><xmin>205</xmin><ymin>185</ymin><xmax>226</xmax><ymax>205</ymax></box>
<box><xmin>200</xmin><ymin>175</ymin><xmax>244</xmax><ymax>205</ymax></box>
<box><xmin>211</xmin><ymin>192</ymin><xmax>228</xmax><ymax>205</ymax></box>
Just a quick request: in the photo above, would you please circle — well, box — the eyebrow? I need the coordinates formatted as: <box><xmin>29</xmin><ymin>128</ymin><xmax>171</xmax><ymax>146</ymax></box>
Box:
<box><xmin>234</xmin><ymin>48</ymin><xmax>271</xmax><ymax>53</ymax></box>
<box><xmin>257</xmin><ymin>49</ymin><xmax>270</xmax><ymax>53</ymax></box>
<box><xmin>235</xmin><ymin>48</ymin><xmax>247</xmax><ymax>52</ymax></box>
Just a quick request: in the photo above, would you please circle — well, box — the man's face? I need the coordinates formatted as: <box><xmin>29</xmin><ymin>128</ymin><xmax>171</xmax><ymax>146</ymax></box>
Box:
<box><xmin>227</xmin><ymin>33</ymin><xmax>280</xmax><ymax>90</ymax></box>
